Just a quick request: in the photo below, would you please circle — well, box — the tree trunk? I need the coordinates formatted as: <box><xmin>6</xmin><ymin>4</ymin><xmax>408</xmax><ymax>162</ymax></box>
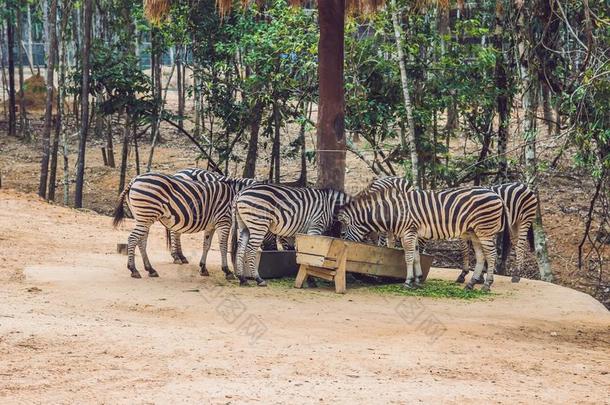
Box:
<box><xmin>520</xmin><ymin>4</ymin><xmax>553</xmax><ymax>282</ymax></box>
<box><xmin>243</xmin><ymin>101</ymin><xmax>263</xmax><ymax>178</ymax></box>
<box><xmin>27</xmin><ymin>4</ymin><xmax>33</xmax><ymax>68</ymax></box>
<box><xmin>0</xmin><ymin>28</ymin><xmax>8</xmax><ymax>122</ymax></box>
<box><xmin>272</xmin><ymin>100</ymin><xmax>281</xmax><ymax>183</ymax></box>
<box><xmin>48</xmin><ymin>113</ymin><xmax>61</xmax><ymax>201</ymax></box>
<box><xmin>494</xmin><ymin>0</ymin><xmax>509</xmax><ymax>182</ymax></box>
<box><xmin>390</xmin><ymin>0</ymin><xmax>419</xmax><ymax>188</ymax></box>
<box><xmin>316</xmin><ymin>0</ymin><xmax>346</xmax><ymax>191</ymax></box>
<box><xmin>297</xmin><ymin>102</ymin><xmax>309</xmax><ymax>186</ymax></box>
<box><xmin>176</xmin><ymin>47</ymin><xmax>184</xmax><ymax>130</ymax></box>
<box><xmin>106</xmin><ymin>118</ymin><xmax>115</xmax><ymax>167</ymax></box>
<box><xmin>59</xmin><ymin>0</ymin><xmax>70</xmax><ymax>205</ymax></box>
<box><xmin>38</xmin><ymin>0</ymin><xmax>58</xmax><ymax>199</ymax></box>
<box><xmin>6</xmin><ymin>13</ymin><xmax>17</xmax><ymax>137</ymax></box>
<box><xmin>541</xmin><ymin>83</ymin><xmax>554</xmax><ymax>135</ymax></box>
<box><xmin>16</xmin><ymin>5</ymin><xmax>28</xmax><ymax>139</ymax></box>
<box><xmin>74</xmin><ymin>0</ymin><xmax>92</xmax><ymax>208</ymax></box>
<box><xmin>118</xmin><ymin>114</ymin><xmax>130</xmax><ymax>193</ymax></box>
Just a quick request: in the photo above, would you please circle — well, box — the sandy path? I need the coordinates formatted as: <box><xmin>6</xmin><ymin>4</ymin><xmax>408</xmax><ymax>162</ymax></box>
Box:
<box><xmin>1</xmin><ymin>189</ymin><xmax>609</xmax><ymax>404</ymax></box>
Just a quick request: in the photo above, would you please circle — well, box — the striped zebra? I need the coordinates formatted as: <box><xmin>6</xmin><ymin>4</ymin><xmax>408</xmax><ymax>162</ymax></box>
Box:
<box><xmin>359</xmin><ymin>177</ymin><xmax>412</xmax><ymax>247</ymax></box>
<box><xmin>231</xmin><ymin>184</ymin><xmax>350</xmax><ymax>286</ymax></box>
<box><xmin>167</xmin><ymin>168</ymin><xmax>258</xmax><ymax>264</ymax></box>
<box><xmin>362</xmin><ymin>177</ymin><xmax>537</xmax><ymax>283</ymax></box>
<box><xmin>112</xmin><ymin>172</ymin><xmax>241</xmax><ymax>279</ymax></box>
<box><xmin>338</xmin><ymin>186</ymin><xmax>510</xmax><ymax>291</ymax></box>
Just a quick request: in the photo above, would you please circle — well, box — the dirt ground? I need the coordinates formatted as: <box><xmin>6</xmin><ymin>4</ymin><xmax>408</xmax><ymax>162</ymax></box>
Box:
<box><xmin>1</xmin><ymin>189</ymin><xmax>609</xmax><ymax>404</ymax></box>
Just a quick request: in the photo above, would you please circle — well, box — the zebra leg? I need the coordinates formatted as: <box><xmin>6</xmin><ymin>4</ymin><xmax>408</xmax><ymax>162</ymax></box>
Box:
<box><xmin>383</xmin><ymin>233</ymin><xmax>392</xmax><ymax>248</ymax></box>
<box><xmin>127</xmin><ymin>223</ymin><xmax>147</xmax><ymax>279</ymax></box>
<box><xmin>244</xmin><ymin>230</ymin><xmax>267</xmax><ymax>287</ymax></box>
<box><xmin>217</xmin><ymin>223</ymin><xmax>235</xmax><ymax>280</ymax></box>
<box><xmin>479</xmin><ymin>238</ymin><xmax>497</xmax><ymax>292</ymax></box>
<box><xmin>512</xmin><ymin>225</ymin><xmax>528</xmax><ymax>283</ymax></box>
<box><xmin>235</xmin><ymin>227</ymin><xmax>250</xmax><ymax>286</ymax></box>
<box><xmin>414</xmin><ymin>246</ymin><xmax>423</xmax><ymax>287</ymax></box>
<box><xmin>401</xmin><ymin>232</ymin><xmax>418</xmax><ymax>289</ymax></box>
<box><xmin>171</xmin><ymin>231</ymin><xmax>188</xmax><ymax>264</ymax></box>
<box><xmin>198</xmin><ymin>228</ymin><xmax>215</xmax><ymax>276</ymax></box>
<box><xmin>455</xmin><ymin>239</ymin><xmax>470</xmax><ymax>283</ymax></box>
<box><xmin>137</xmin><ymin>227</ymin><xmax>158</xmax><ymax>277</ymax></box>
<box><xmin>465</xmin><ymin>238</ymin><xmax>485</xmax><ymax>290</ymax></box>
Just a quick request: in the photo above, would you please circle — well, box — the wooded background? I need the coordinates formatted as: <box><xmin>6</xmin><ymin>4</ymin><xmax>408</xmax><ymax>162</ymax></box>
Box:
<box><xmin>0</xmin><ymin>0</ymin><xmax>608</xmax><ymax>302</ymax></box>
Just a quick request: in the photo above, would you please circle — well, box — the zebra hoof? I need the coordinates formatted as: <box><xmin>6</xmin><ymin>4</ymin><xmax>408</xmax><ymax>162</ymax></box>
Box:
<box><xmin>455</xmin><ymin>274</ymin><xmax>466</xmax><ymax>284</ymax></box>
<box><xmin>511</xmin><ymin>276</ymin><xmax>521</xmax><ymax>283</ymax></box>
<box><xmin>130</xmin><ymin>271</ymin><xmax>142</xmax><ymax>279</ymax></box>
<box><xmin>239</xmin><ymin>277</ymin><xmax>249</xmax><ymax>286</ymax></box>
<box><xmin>148</xmin><ymin>269</ymin><xmax>159</xmax><ymax>277</ymax></box>
<box><xmin>403</xmin><ymin>281</ymin><xmax>415</xmax><ymax>290</ymax></box>
<box><xmin>464</xmin><ymin>284</ymin><xmax>474</xmax><ymax>291</ymax></box>
<box><xmin>173</xmin><ymin>257</ymin><xmax>183</xmax><ymax>264</ymax></box>
<box><xmin>474</xmin><ymin>277</ymin><xmax>484</xmax><ymax>285</ymax></box>
<box><xmin>255</xmin><ymin>277</ymin><xmax>267</xmax><ymax>287</ymax></box>
<box><xmin>481</xmin><ymin>284</ymin><xmax>491</xmax><ymax>293</ymax></box>
<box><xmin>199</xmin><ymin>267</ymin><xmax>210</xmax><ymax>277</ymax></box>
<box><xmin>224</xmin><ymin>272</ymin><xmax>236</xmax><ymax>280</ymax></box>
<box><xmin>180</xmin><ymin>256</ymin><xmax>189</xmax><ymax>264</ymax></box>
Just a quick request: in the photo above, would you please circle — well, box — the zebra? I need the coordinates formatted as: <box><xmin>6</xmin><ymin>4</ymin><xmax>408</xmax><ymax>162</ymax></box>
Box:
<box><xmin>338</xmin><ymin>186</ymin><xmax>510</xmax><ymax>291</ymax></box>
<box><xmin>231</xmin><ymin>184</ymin><xmax>350</xmax><ymax>286</ymax></box>
<box><xmin>167</xmin><ymin>168</ymin><xmax>259</xmax><ymax>264</ymax></box>
<box><xmin>112</xmin><ymin>172</ymin><xmax>241</xmax><ymax>279</ymax></box>
<box><xmin>361</xmin><ymin>177</ymin><xmax>537</xmax><ymax>284</ymax></box>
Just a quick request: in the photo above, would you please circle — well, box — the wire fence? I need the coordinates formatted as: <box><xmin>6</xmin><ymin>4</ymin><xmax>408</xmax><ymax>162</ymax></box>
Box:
<box><xmin>0</xmin><ymin>42</ymin><xmax>180</xmax><ymax>70</ymax></box>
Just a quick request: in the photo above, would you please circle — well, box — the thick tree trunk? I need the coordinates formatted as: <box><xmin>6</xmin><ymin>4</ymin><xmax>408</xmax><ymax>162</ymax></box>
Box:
<box><xmin>39</xmin><ymin>0</ymin><xmax>58</xmax><ymax>199</ymax></box>
<box><xmin>6</xmin><ymin>14</ymin><xmax>17</xmax><ymax>137</ymax></box>
<box><xmin>243</xmin><ymin>101</ymin><xmax>263</xmax><ymax>178</ymax></box>
<box><xmin>316</xmin><ymin>0</ymin><xmax>346</xmax><ymax>191</ymax></box>
<box><xmin>390</xmin><ymin>0</ymin><xmax>419</xmax><ymax>188</ymax></box>
<box><xmin>74</xmin><ymin>0</ymin><xmax>92</xmax><ymax>208</ymax></box>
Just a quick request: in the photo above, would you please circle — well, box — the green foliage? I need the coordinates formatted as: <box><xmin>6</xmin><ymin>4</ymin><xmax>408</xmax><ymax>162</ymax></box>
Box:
<box><xmin>268</xmin><ymin>277</ymin><xmax>491</xmax><ymax>299</ymax></box>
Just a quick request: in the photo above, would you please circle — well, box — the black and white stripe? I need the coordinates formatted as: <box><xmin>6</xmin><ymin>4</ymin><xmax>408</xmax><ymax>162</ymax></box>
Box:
<box><xmin>167</xmin><ymin>168</ymin><xmax>259</xmax><ymax>264</ymax></box>
<box><xmin>112</xmin><ymin>172</ymin><xmax>239</xmax><ymax>279</ymax></box>
<box><xmin>232</xmin><ymin>184</ymin><xmax>350</xmax><ymax>286</ymax></box>
<box><xmin>338</xmin><ymin>186</ymin><xmax>509</xmax><ymax>291</ymax></box>
<box><xmin>361</xmin><ymin>177</ymin><xmax>537</xmax><ymax>283</ymax></box>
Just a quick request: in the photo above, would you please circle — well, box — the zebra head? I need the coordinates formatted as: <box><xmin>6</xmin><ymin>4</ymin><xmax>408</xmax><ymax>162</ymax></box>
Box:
<box><xmin>337</xmin><ymin>196</ymin><xmax>373</xmax><ymax>242</ymax></box>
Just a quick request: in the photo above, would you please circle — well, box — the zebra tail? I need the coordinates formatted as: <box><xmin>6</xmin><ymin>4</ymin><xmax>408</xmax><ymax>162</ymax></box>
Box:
<box><xmin>527</xmin><ymin>226</ymin><xmax>535</xmax><ymax>251</ymax></box>
<box><xmin>112</xmin><ymin>184</ymin><xmax>131</xmax><ymax>228</ymax></box>
<box><xmin>498</xmin><ymin>207</ymin><xmax>512</xmax><ymax>273</ymax></box>
<box><xmin>230</xmin><ymin>210</ymin><xmax>239</xmax><ymax>271</ymax></box>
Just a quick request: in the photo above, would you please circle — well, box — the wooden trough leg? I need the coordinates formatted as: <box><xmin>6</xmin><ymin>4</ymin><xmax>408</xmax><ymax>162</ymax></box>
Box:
<box><xmin>334</xmin><ymin>244</ymin><xmax>348</xmax><ymax>294</ymax></box>
<box><xmin>294</xmin><ymin>264</ymin><xmax>308</xmax><ymax>289</ymax></box>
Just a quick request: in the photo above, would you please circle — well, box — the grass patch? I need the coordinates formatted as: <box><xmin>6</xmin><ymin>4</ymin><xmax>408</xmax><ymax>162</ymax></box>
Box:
<box><xmin>368</xmin><ymin>279</ymin><xmax>492</xmax><ymax>299</ymax></box>
<box><xmin>268</xmin><ymin>277</ymin><xmax>492</xmax><ymax>300</ymax></box>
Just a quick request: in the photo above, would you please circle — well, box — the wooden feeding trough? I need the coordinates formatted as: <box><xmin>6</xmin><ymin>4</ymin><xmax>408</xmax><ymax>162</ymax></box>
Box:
<box><xmin>294</xmin><ymin>234</ymin><xmax>433</xmax><ymax>293</ymax></box>
<box><xmin>254</xmin><ymin>250</ymin><xmax>299</xmax><ymax>279</ymax></box>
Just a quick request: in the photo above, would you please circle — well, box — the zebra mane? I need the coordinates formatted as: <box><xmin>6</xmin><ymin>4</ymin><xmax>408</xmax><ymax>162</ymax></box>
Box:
<box><xmin>343</xmin><ymin>186</ymin><xmax>397</xmax><ymax>210</ymax></box>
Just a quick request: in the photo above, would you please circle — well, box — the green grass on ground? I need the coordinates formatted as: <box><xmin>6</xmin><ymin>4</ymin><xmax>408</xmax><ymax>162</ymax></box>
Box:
<box><xmin>268</xmin><ymin>277</ymin><xmax>492</xmax><ymax>300</ymax></box>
